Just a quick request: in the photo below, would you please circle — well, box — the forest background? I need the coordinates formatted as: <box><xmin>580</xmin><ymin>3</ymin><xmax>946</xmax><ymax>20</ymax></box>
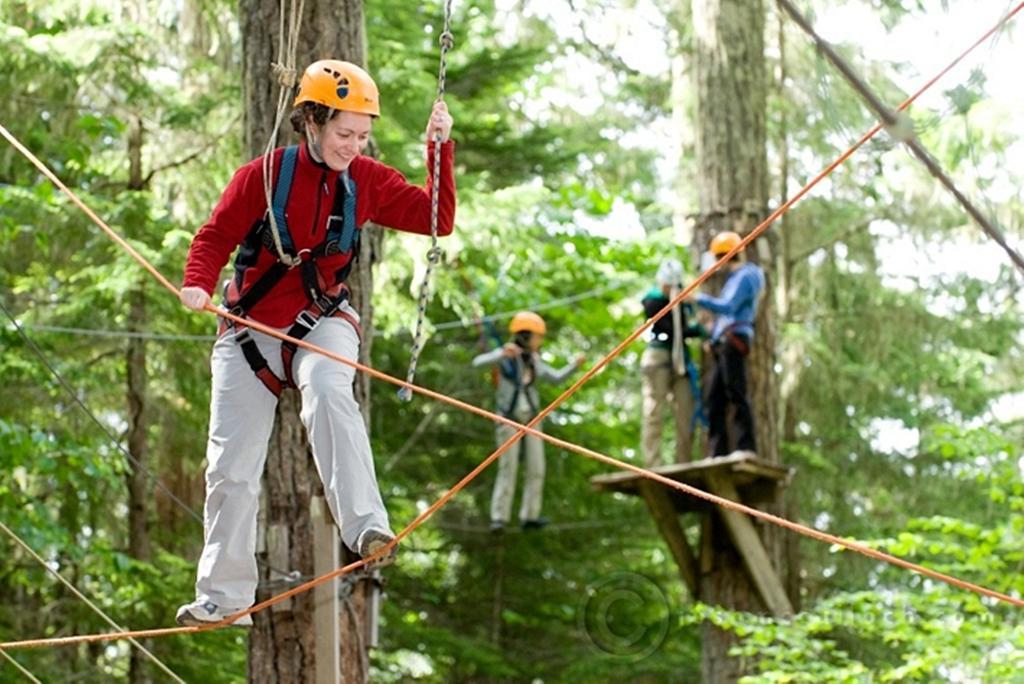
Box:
<box><xmin>1</xmin><ymin>0</ymin><xmax>1022</xmax><ymax>681</ymax></box>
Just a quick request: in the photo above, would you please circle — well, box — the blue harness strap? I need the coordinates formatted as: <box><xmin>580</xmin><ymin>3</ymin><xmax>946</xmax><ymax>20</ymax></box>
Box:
<box><xmin>323</xmin><ymin>171</ymin><xmax>358</xmax><ymax>255</ymax></box>
<box><xmin>686</xmin><ymin>357</ymin><xmax>709</xmax><ymax>429</ymax></box>
<box><xmin>337</xmin><ymin>171</ymin><xmax>358</xmax><ymax>253</ymax></box>
<box><xmin>266</xmin><ymin>147</ymin><xmax>360</xmax><ymax>260</ymax></box>
<box><xmin>270</xmin><ymin>145</ymin><xmax>299</xmax><ymax>254</ymax></box>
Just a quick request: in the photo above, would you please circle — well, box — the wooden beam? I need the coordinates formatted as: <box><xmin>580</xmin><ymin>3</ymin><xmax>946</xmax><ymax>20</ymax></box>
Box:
<box><xmin>591</xmin><ymin>453</ymin><xmax>791</xmax><ymax>495</ymax></box>
<box><xmin>638</xmin><ymin>481</ymin><xmax>698</xmax><ymax>597</ymax></box>
<box><xmin>705</xmin><ymin>472</ymin><xmax>794</xmax><ymax>618</ymax></box>
<box><xmin>311</xmin><ymin>496</ymin><xmax>341</xmax><ymax>684</ymax></box>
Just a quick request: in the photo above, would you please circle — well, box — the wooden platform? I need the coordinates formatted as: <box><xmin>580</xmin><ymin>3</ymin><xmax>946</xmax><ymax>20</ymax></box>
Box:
<box><xmin>590</xmin><ymin>453</ymin><xmax>793</xmax><ymax>514</ymax></box>
<box><xmin>592</xmin><ymin>453</ymin><xmax>797</xmax><ymax>617</ymax></box>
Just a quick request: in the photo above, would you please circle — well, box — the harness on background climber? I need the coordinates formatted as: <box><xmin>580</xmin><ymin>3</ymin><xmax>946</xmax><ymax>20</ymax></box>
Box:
<box><xmin>657</xmin><ymin>259</ymin><xmax>708</xmax><ymax>430</ymax></box>
<box><xmin>491</xmin><ymin>312</ymin><xmax>546</xmax><ymax>417</ymax></box>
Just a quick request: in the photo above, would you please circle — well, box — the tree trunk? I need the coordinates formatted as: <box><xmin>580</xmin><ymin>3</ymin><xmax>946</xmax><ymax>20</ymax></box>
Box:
<box><xmin>690</xmin><ymin>0</ymin><xmax>790</xmax><ymax>680</ymax></box>
<box><xmin>249</xmin><ymin>391</ymin><xmax>319</xmax><ymax>683</ymax></box>
<box><xmin>241</xmin><ymin>0</ymin><xmax>376</xmax><ymax>681</ymax></box>
<box><xmin>126</xmin><ymin>115</ymin><xmax>153</xmax><ymax>684</ymax></box>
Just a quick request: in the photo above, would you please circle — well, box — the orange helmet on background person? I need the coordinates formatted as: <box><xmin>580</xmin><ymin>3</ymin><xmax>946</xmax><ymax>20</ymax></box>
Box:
<box><xmin>509</xmin><ymin>311</ymin><xmax>546</xmax><ymax>336</ymax></box>
<box><xmin>294</xmin><ymin>60</ymin><xmax>380</xmax><ymax>117</ymax></box>
<box><xmin>709</xmin><ymin>231</ymin><xmax>743</xmax><ymax>257</ymax></box>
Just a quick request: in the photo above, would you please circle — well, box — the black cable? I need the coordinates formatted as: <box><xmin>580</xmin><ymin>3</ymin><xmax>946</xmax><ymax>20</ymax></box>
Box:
<box><xmin>0</xmin><ymin>295</ymin><xmax>205</xmax><ymax>525</ymax></box>
<box><xmin>0</xmin><ymin>295</ymin><xmax>310</xmax><ymax>583</ymax></box>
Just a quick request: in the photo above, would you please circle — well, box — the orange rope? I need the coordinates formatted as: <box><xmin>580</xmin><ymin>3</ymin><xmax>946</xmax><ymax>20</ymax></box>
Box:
<box><xmin>0</xmin><ymin>2</ymin><xmax>1021</xmax><ymax>650</ymax></box>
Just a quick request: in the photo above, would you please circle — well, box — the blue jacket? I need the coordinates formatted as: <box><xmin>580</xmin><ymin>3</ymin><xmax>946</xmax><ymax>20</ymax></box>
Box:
<box><xmin>696</xmin><ymin>262</ymin><xmax>765</xmax><ymax>342</ymax></box>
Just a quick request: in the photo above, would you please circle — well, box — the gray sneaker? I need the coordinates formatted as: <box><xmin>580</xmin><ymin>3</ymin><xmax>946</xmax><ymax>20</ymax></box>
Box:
<box><xmin>175</xmin><ymin>599</ymin><xmax>253</xmax><ymax>628</ymax></box>
<box><xmin>357</xmin><ymin>529</ymin><xmax>398</xmax><ymax>568</ymax></box>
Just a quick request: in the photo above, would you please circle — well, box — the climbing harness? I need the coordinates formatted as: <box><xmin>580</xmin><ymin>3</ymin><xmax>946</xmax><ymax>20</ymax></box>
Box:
<box><xmin>398</xmin><ymin>0</ymin><xmax>455</xmax><ymax>401</ymax></box>
<box><xmin>223</xmin><ymin>145</ymin><xmax>363</xmax><ymax>397</ymax></box>
<box><xmin>497</xmin><ymin>349</ymin><xmax>540</xmax><ymax>418</ymax></box>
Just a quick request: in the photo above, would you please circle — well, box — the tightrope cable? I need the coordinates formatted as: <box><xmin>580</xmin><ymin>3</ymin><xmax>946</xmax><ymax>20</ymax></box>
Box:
<box><xmin>777</xmin><ymin>0</ymin><xmax>1024</xmax><ymax>275</ymax></box>
<box><xmin>0</xmin><ymin>521</ymin><xmax>186</xmax><ymax>681</ymax></box>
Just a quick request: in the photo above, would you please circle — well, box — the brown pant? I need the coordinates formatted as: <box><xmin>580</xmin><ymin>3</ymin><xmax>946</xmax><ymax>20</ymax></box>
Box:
<box><xmin>641</xmin><ymin>347</ymin><xmax>696</xmax><ymax>466</ymax></box>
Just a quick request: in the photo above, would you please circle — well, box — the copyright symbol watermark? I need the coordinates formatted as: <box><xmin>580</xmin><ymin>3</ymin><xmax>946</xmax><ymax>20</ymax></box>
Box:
<box><xmin>577</xmin><ymin>572</ymin><xmax>671</xmax><ymax>660</ymax></box>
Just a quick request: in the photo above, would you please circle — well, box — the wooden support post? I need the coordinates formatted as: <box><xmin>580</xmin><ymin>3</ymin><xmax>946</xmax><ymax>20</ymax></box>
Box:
<box><xmin>267</xmin><ymin>524</ymin><xmax>291</xmax><ymax>614</ymax></box>
<box><xmin>312</xmin><ymin>496</ymin><xmax>340</xmax><ymax>684</ymax></box>
<box><xmin>705</xmin><ymin>472</ymin><xmax>794</xmax><ymax>618</ymax></box>
<box><xmin>637</xmin><ymin>481</ymin><xmax>699</xmax><ymax>597</ymax></box>
<box><xmin>368</xmin><ymin>574</ymin><xmax>381</xmax><ymax>649</ymax></box>
<box><xmin>700</xmin><ymin>512</ymin><xmax>714</xmax><ymax>575</ymax></box>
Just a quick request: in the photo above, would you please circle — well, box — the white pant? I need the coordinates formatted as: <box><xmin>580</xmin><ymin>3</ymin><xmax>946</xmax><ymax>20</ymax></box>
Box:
<box><xmin>641</xmin><ymin>347</ymin><xmax>696</xmax><ymax>466</ymax></box>
<box><xmin>490</xmin><ymin>412</ymin><xmax>545</xmax><ymax>524</ymax></box>
<box><xmin>195</xmin><ymin>310</ymin><xmax>392</xmax><ymax>609</ymax></box>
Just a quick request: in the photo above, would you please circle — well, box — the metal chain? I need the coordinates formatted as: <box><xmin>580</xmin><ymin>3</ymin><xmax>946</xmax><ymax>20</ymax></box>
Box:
<box><xmin>0</xmin><ymin>298</ymin><xmax>305</xmax><ymax>586</ymax></box>
<box><xmin>398</xmin><ymin>0</ymin><xmax>455</xmax><ymax>401</ymax></box>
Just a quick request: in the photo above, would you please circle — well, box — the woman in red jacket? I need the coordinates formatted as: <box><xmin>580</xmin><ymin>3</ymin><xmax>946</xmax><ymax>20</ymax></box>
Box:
<box><xmin>176</xmin><ymin>60</ymin><xmax>455</xmax><ymax>627</ymax></box>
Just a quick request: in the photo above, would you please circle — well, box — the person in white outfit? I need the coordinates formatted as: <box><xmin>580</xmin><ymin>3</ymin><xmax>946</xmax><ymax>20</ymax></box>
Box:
<box><xmin>472</xmin><ymin>312</ymin><xmax>584</xmax><ymax>532</ymax></box>
<box><xmin>174</xmin><ymin>60</ymin><xmax>457</xmax><ymax>626</ymax></box>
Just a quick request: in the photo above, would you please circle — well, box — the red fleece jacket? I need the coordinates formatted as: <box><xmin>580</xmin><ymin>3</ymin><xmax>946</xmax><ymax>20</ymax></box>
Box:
<box><xmin>183</xmin><ymin>141</ymin><xmax>456</xmax><ymax>327</ymax></box>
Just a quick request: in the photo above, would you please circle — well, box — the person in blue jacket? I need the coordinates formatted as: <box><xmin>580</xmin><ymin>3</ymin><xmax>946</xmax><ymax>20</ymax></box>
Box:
<box><xmin>689</xmin><ymin>231</ymin><xmax>765</xmax><ymax>458</ymax></box>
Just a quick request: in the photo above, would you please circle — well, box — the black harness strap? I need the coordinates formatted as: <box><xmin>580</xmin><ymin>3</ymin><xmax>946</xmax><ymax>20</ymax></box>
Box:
<box><xmin>230</xmin><ymin>261</ymin><xmax>290</xmax><ymax>316</ymax></box>
<box><xmin>235</xmin><ymin>329</ymin><xmax>285</xmax><ymax>397</ymax></box>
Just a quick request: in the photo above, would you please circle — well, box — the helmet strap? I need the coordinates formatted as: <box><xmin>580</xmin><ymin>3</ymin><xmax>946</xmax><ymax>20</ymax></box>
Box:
<box><xmin>311</xmin><ymin>139</ymin><xmax>324</xmax><ymax>162</ymax></box>
<box><xmin>306</xmin><ymin>128</ymin><xmax>325</xmax><ymax>162</ymax></box>
<box><xmin>513</xmin><ymin>331</ymin><xmax>533</xmax><ymax>349</ymax></box>
<box><xmin>306</xmin><ymin>108</ymin><xmax>336</xmax><ymax>163</ymax></box>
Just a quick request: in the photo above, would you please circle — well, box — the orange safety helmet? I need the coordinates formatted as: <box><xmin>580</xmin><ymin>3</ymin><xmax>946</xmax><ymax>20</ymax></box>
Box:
<box><xmin>509</xmin><ymin>311</ymin><xmax>546</xmax><ymax>335</ymax></box>
<box><xmin>709</xmin><ymin>231</ymin><xmax>743</xmax><ymax>256</ymax></box>
<box><xmin>294</xmin><ymin>60</ymin><xmax>380</xmax><ymax>117</ymax></box>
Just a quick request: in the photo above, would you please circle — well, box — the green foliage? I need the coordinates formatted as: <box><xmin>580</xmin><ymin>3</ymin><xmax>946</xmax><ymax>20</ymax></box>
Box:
<box><xmin>1</xmin><ymin>0</ymin><xmax>1023</xmax><ymax>681</ymax></box>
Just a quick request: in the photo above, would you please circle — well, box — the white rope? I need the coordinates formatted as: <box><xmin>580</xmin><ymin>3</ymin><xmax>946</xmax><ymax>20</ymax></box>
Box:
<box><xmin>0</xmin><ymin>649</ymin><xmax>42</xmax><ymax>684</ymax></box>
<box><xmin>261</xmin><ymin>0</ymin><xmax>306</xmax><ymax>267</ymax></box>
<box><xmin>0</xmin><ymin>521</ymin><xmax>186</xmax><ymax>683</ymax></box>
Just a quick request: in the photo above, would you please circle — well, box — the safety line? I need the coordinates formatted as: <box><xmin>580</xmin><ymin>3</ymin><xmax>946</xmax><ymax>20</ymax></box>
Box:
<box><xmin>0</xmin><ymin>296</ymin><xmax>311</xmax><ymax>585</ymax></box>
<box><xmin>0</xmin><ymin>521</ymin><xmax>186</xmax><ymax>680</ymax></box>
<box><xmin>777</xmin><ymin>0</ymin><xmax>1024</xmax><ymax>275</ymax></box>
<box><xmin>0</xmin><ymin>1</ymin><xmax>1020</xmax><ymax>649</ymax></box>
<box><xmin>399</xmin><ymin>0</ymin><xmax>456</xmax><ymax>400</ymax></box>
<box><xmin>15</xmin><ymin>274</ymin><xmax>644</xmax><ymax>340</ymax></box>
<box><xmin>0</xmin><ymin>296</ymin><xmax>205</xmax><ymax>526</ymax></box>
<box><xmin>0</xmin><ymin>649</ymin><xmax>42</xmax><ymax>684</ymax></box>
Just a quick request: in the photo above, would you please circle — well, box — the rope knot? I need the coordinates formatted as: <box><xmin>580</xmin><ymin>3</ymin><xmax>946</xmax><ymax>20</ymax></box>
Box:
<box><xmin>426</xmin><ymin>246</ymin><xmax>443</xmax><ymax>264</ymax></box>
<box><xmin>271</xmin><ymin>62</ymin><xmax>298</xmax><ymax>89</ymax></box>
<box><xmin>439</xmin><ymin>31</ymin><xmax>455</xmax><ymax>50</ymax></box>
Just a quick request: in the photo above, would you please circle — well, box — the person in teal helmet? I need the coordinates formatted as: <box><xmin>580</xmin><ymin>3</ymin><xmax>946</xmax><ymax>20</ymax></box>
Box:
<box><xmin>641</xmin><ymin>258</ymin><xmax>707</xmax><ymax>465</ymax></box>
